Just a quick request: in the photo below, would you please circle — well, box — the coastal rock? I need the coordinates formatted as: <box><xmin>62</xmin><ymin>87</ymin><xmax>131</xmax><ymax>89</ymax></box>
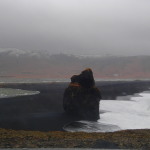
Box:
<box><xmin>71</xmin><ymin>68</ymin><xmax>95</xmax><ymax>88</ymax></box>
<box><xmin>63</xmin><ymin>68</ymin><xmax>101</xmax><ymax>120</ymax></box>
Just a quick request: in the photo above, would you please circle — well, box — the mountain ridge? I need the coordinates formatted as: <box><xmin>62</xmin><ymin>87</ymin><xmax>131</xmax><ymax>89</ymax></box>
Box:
<box><xmin>0</xmin><ymin>48</ymin><xmax>150</xmax><ymax>79</ymax></box>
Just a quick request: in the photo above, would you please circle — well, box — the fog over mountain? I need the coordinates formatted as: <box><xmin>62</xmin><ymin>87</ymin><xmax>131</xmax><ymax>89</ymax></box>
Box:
<box><xmin>0</xmin><ymin>49</ymin><xmax>150</xmax><ymax>79</ymax></box>
<box><xmin>0</xmin><ymin>0</ymin><xmax>150</xmax><ymax>56</ymax></box>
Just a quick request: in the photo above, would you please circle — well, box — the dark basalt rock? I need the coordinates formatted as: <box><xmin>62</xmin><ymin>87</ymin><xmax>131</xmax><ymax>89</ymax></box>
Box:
<box><xmin>71</xmin><ymin>68</ymin><xmax>95</xmax><ymax>88</ymax></box>
<box><xmin>63</xmin><ymin>68</ymin><xmax>101</xmax><ymax>120</ymax></box>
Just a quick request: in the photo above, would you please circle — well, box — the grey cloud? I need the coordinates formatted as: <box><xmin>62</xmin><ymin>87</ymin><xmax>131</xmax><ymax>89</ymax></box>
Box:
<box><xmin>0</xmin><ymin>0</ymin><xmax>150</xmax><ymax>56</ymax></box>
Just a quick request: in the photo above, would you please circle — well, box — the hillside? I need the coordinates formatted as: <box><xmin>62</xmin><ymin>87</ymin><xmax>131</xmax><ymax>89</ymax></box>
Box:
<box><xmin>0</xmin><ymin>49</ymin><xmax>150</xmax><ymax>79</ymax></box>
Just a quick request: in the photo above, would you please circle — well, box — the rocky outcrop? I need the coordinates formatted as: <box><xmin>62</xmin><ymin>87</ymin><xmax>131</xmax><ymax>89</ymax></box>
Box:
<box><xmin>63</xmin><ymin>68</ymin><xmax>101</xmax><ymax>120</ymax></box>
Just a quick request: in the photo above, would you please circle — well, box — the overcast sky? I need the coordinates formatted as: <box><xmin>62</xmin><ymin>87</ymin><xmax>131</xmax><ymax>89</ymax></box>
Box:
<box><xmin>0</xmin><ymin>0</ymin><xmax>150</xmax><ymax>56</ymax></box>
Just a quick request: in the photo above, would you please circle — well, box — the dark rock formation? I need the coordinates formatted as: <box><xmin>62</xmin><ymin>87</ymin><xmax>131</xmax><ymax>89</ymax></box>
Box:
<box><xmin>71</xmin><ymin>68</ymin><xmax>95</xmax><ymax>88</ymax></box>
<box><xmin>63</xmin><ymin>68</ymin><xmax>101</xmax><ymax>120</ymax></box>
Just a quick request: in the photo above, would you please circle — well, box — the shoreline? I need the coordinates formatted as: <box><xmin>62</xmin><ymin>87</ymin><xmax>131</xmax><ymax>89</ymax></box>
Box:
<box><xmin>0</xmin><ymin>80</ymin><xmax>150</xmax><ymax>148</ymax></box>
<box><xmin>0</xmin><ymin>80</ymin><xmax>150</xmax><ymax>131</ymax></box>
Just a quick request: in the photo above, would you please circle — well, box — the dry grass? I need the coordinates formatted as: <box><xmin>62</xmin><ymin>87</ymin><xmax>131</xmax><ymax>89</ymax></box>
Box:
<box><xmin>0</xmin><ymin>128</ymin><xmax>150</xmax><ymax>149</ymax></box>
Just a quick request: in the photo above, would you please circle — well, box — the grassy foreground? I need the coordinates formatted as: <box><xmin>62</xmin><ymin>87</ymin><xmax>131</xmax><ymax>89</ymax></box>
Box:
<box><xmin>0</xmin><ymin>128</ymin><xmax>149</xmax><ymax>149</ymax></box>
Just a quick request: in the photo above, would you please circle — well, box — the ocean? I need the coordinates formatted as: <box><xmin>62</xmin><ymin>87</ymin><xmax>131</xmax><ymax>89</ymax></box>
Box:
<box><xmin>0</xmin><ymin>77</ymin><xmax>69</xmax><ymax>83</ymax></box>
<box><xmin>64</xmin><ymin>91</ymin><xmax>150</xmax><ymax>132</ymax></box>
<box><xmin>0</xmin><ymin>77</ymin><xmax>143</xmax><ymax>84</ymax></box>
<box><xmin>0</xmin><ymin>78</ymin><xmax>150</xmax><ymax>133</ymax></box>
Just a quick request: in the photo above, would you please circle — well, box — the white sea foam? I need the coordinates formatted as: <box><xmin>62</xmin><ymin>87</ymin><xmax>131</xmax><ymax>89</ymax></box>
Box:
<box><xmin>99</xmin><ymin>92</ymin><xmax>150</xmax><ymax>130</ymax></box>
<box><xmin>0</xmin><ymin>88</ymin><xmax>40</xmax><ymax>98</ymax></box>
<box><xmin>64</xmin><ymin>91</ymin><xmax>150</xmax><ymax>132</ymax></box>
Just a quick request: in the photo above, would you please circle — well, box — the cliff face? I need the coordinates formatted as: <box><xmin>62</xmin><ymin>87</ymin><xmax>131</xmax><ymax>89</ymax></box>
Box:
<box><xmin>63</xmin><ymin>69</ymin><xmax>101</xmax><ymax>120</ymax></box>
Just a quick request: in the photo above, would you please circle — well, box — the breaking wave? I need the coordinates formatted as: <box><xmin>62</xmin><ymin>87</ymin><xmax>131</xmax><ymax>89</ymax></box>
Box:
<box><xmin>64</xmin><ymin>91</ymin><xmax>150</xmax><ymax>132</ymax></box>
<box><xmin>0</xmin><ymin>88</ymin><xmax>40</xmax><ymax>98</ymax></box>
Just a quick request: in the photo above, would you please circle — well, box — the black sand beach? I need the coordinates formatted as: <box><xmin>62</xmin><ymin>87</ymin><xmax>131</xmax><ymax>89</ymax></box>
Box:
<box><xmin>0</xmin><ymin>80</ymin><xmax>150</xmax><ymax>131</ymax></box>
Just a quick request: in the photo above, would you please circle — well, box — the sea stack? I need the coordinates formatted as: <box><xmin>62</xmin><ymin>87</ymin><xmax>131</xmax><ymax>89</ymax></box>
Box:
<box><xmin>63</xmin><ymin>68</ymin><xmax>101</xmax><ymax>120</ymax></box>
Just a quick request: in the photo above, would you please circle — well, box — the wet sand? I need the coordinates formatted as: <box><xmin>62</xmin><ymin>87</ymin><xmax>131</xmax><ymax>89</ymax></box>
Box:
<box><xmin>0</xmin><ymin>80</ymin><xmax>150</xmax><ymax>131</ymax></box>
